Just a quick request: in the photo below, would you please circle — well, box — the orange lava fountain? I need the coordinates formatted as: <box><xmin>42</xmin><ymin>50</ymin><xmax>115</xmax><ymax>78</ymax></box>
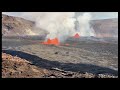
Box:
<box><xmin>73</xmin><ymin>33</ymin><xmax>80</xmax><ymax>38</ymax></box>
<box><xmin>42</xmin><ymin>37</ymin><xmax>60</xmax><ymax>45</ymax></box>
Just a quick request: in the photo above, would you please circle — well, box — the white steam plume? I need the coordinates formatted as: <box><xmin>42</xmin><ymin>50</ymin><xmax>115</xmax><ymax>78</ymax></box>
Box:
<box><xmin>21</xmin><ymin>12</ymin><xmax>76</xmax><ymax>42</ymax></box>
<box><xmin>20</xmin><ymin>12</ymin><xmax>95</xmax><ymax>42</ymax></box>
<box><xmin>75</xmin><ymin>13</ymin><xmax>95</xmax><ymax>37</ymax></box>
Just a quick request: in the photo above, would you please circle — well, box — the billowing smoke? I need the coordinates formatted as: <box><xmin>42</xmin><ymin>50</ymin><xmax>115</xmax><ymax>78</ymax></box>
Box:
<box><xmin>36</xmin><ymin>12</ymin><xmax>76</xmax><ymax>42</ymax></box>
<box><xmin>21</xmin><ymin>12</ymin><xmax>76</xmax><ymax>42</ymax></box>
<box><xmin>75</xmin><ymin>13</ymin><xmax>95</xmax><ymax>37</ymax></box>
<box><xmin>20</xmin><ymin>12</ymin><xmax>95</xmax><ymax>42</ymax></box>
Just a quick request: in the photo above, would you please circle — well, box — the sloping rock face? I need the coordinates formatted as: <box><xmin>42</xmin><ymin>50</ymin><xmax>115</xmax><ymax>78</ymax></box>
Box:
<box><xmin>2</xmin><ymin>53</ymin><xmax>50</xmax><ymax>78</ymax></box>
<box><xmin>2</xmin><ymin>14</ymin><xmax>48</xmax><ymax>36</ymax></box>
<box><xmin>90</xmin><ymin>18</ymin><xmax>118</xmax><ymax>38</ymax></box>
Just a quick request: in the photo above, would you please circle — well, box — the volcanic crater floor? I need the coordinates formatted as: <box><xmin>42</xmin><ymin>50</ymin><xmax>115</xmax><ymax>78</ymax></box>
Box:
<box><xmin>2</xmin><ymin>37</ymin><xmax>118</xmax><ymax>78</ymax></box>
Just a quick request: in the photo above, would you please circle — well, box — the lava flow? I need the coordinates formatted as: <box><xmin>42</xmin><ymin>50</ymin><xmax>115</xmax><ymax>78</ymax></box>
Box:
<box><xmin>41</xmin><ymin>33</ymin><xmax>80</xmax><ymax>46</ymax></box>
<box><xmin>73</xmin><ymin>33</ymin><xmax>80</xmax><ymax>38</ymax></box>
<box><xmin>42</xmin><ymin>37</ymin><xmax>60</xmax><ymax>45</ymax></box>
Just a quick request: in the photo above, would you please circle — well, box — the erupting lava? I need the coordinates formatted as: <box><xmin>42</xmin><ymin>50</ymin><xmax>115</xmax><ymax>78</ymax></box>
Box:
<box><xmin>41</xmin><ymin>33</ymin><xmax>80</xmax><ymax>46</ymax></box>
<box><xmin>73</xmin><ymin>33</ymin><xmax>80</xmax><ymax>38</ymax></box>
<box><xmin>42</xmin><ymin>38</ymin><xmax>59</xmax><ymax>45</ymax></box>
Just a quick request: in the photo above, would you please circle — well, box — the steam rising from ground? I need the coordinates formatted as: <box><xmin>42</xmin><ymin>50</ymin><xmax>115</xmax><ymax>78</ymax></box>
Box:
<box><xmin>76</xmin><ymin>13</ymin><xmax>95</xmax><ymax>37</ymax></box>
<box><xmin>35</xmin><ymin>12</ymin><xmax>76</xmax><ymax>42</ymax></box>
<box><xmin>21</xmin><ymin>12</ymin><xmax>95</xmax><ymax>42</ymax></box>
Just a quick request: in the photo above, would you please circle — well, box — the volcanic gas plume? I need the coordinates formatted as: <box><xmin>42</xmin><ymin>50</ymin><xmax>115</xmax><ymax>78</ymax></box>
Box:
<box><xmin>20</xmin><ymin>12</ymin><xmax>96</xmax><ymax>45</ymax></box>
<box><xmin>21</xmin><ymin>12</ymin><xmax>76</xmax><ymax>42</ymax></box>
<box><xmin>74</xmin><ymin>13</ymin><xmax>95</xmax><ymax>37</ymax></box>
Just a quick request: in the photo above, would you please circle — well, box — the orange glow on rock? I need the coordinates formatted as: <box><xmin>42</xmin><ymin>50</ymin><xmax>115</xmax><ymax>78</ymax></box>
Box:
<box><xmin>42</xmin><ymin>38</ymin><xmax>59</xmax><ymax>45</ymax></box>
<box><xmin>74</xmin><ymin>33</ymin><xmax>80</xmax><ymax>38</ymax></box>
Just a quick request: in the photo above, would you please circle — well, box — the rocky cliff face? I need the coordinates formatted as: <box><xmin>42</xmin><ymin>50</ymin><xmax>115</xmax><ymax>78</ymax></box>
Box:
<box><xmin>90</xmin><ymin>18</ymin><xmax>118</xmax><ymax>38</ymax></box>
<box><xmin>2</xmin><ymin>14</ymin><xmax>48</xmax><ymax>36</ymax></box>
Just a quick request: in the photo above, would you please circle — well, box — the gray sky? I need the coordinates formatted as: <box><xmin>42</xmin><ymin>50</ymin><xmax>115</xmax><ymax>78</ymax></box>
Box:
<box><xmin>76</xmin><ymin>12</ymin><xmax>118</xmax><ymax>20</ymax></box>
<box><xmin>2</xmin><ymin>12</ymin><xmax>118</xmax><ymax>20</ymax></box>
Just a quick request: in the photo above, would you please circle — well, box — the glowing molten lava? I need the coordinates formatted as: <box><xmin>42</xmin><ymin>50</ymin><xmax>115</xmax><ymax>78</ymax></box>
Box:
<box><xmin>73</xmin><ymin>33</ymin><xmax>80</xmax><ymax>38</ymax></box>
<box><xmin>42</xmin><ymin>38</ymin><xmax>59</xmax><ymax>45</ymax></box>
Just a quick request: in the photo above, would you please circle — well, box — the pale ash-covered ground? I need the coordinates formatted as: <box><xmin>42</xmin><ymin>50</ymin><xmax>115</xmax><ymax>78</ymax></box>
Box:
<box><xmin>19</xmin><ymin>43</ymin><xmax>118</xmax><ymax>71</ymax></box>
<box><xmin>2</xmin><ymin>38</ymin><xmax>118</xmax><ymax>77</ymax></box>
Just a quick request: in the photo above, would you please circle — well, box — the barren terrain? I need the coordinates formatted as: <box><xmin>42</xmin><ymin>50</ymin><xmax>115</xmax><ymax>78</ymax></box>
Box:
<box><xmin>2</xmin><ymin>37</ymin><xmax>118</xmax><ymax>78</ymax></box>
<box><xmin>2</xmin><ymin>14</ymin><xmax>118</xmax><ymax>78</ymax></box>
